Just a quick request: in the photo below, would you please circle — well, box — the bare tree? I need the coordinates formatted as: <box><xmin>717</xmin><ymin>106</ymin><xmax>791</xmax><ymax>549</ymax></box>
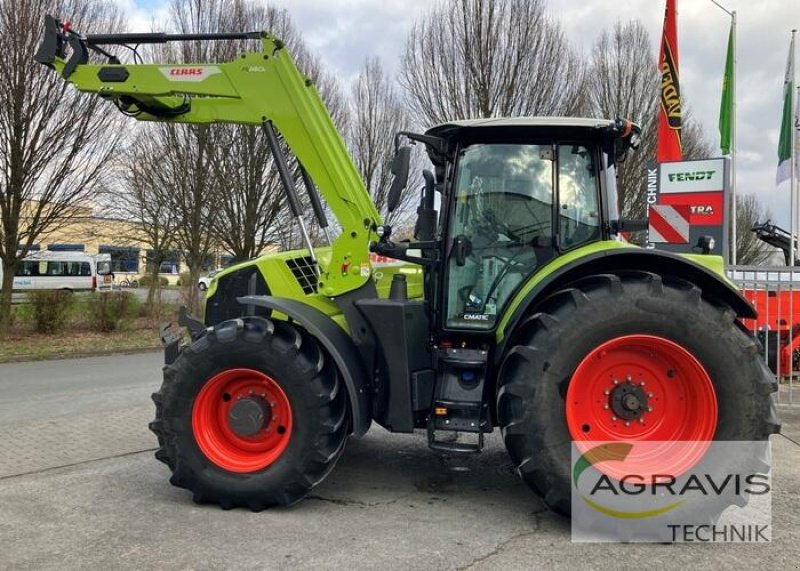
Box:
<box><xmin>120</xmin><ymin>134</ymin><xmax>180</xmax><ymax>308</ymax></box>
<box><xmin>152</xmin><ymin>0</ymin><xmax>347</xmax><ymax>280</ymax></box>
<box><xmin>584</xmin><ymin>21</ymin><xmax>658</xmax><ymax>219</ymax></box>
<box><xmin>347</xmin><ymin>57</ymin><xmax>415</xmax><ymax>224</ymax></box>
<box><xmin>0</xmin><ymin>0</ymin><xmax>124</xmax><ymax>334</ymax></box>
<box><xmin>400</xmin><ymin>0</ymin><xmax>584</xmax><ymax>125</ymax></box>
<box><xmin>736</xmin><ymin>194</ymin><xmax>778</xmax><ymax>266</ymax></box>
<box><xmin>585</xmin><ymin>20</ymin><xmax>714</xmax><ymax>220</ymax></box>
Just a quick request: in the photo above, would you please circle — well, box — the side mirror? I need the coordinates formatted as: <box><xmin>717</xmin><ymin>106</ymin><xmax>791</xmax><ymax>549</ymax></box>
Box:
<box><xmin>387</xmin><ymin>146</ymin><xmax>411</xmax><ymax>213</ymax></box>
<box><xmin>611</xmin><ymin>118</ymin><xmax>642</xmax><ymax>162</ymax></box>
<box><xmin>415</xmin><ymin>169</ymin><xmax>438</xmax><ymax>241</ymax></box>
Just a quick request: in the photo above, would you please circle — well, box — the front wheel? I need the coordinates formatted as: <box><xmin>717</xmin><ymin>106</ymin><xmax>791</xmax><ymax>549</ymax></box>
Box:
<box><xmin>150</xmin><ymin>316</ymin><xmax>349</xmax><ymax>510</ymax></box>
<box><xmin>497</xmin><ymin>272</ymin><xmax>780</xmax><ymax>516</ymax></box>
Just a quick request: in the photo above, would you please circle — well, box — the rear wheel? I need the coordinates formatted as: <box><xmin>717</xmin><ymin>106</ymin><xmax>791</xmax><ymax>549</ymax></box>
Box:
<box><xmin>150</xmin><ymin>316</ymin><xmax>348</xmax><ymax>510</ymax></box>
<box><xmin>497</xmin><ymin>272</ymin><xmax>779</xmax><ymax>516</ymax></box>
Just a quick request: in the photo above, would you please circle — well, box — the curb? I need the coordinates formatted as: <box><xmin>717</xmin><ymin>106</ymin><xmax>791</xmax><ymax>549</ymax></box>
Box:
<box><xmin>0</xmin><ymin>345</ymin><xmax>162</xmax><ymax>364</ymax></box>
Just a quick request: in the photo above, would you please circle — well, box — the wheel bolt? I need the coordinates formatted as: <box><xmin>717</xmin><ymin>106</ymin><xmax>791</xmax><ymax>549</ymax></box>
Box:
<box><xmin>647</xmin><ymin>407</ymin><xmax>653</xmax><ymax>412</ymax></box>
<box><xmin>613</xmin><ymin>379</ymin><xmax>619</xmax><ymax>385</ymax></box>
<box><xmin>626</xmin><ymin>375</ymin><xmax>632</xmax><ymax>382</ymax></box>
<box><xmin>640</xmin><ymin>381</ymin><xmax>646</xmax><ymax>386</ymax></box>
<box><xmin>604</xmin><ymin>390</ymin><xmax>610</xmax><ymax>395</ymax></box>
<box><xmin>625</xmin><ymin>421</ymin><xmax>631</xmax><ymax>427</ymax></box>
<box><xmin>603</xmin><ymin>404</ymin><xmax>609</xmax><ymax>409</ymax></box>
<box><xmin>611</xmin><ymin>416</ymin><xmax>617</xmax><ymax>421</ymax></box>
<box><xmin>638</xmin><ymin>418</ymin><xmax>645</xmax><ymax>424</ymax></box>
<box><xmin>648</xmin><ymin>392</ymin><xmax>654</xmax><ymax>398</ymax></box>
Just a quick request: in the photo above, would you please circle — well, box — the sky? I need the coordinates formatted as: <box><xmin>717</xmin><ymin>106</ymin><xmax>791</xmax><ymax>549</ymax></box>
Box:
<box><xmin>122</xmin><ymin>0</ymin><xmax>800</xmax><ymax>228</ymax></box>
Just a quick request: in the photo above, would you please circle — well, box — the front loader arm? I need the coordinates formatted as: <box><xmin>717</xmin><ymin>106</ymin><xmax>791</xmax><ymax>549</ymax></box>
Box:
<box><xmin>36</xmin><ymin>15</ymin><xmax>381</xmax><ymax>297</ymax></box>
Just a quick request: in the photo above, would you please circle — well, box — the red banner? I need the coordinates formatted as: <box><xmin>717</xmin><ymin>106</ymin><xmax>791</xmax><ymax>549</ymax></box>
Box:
<box><xmin>657</xmin><ymin>0</ymin><xmax>682</xmax><ymax>162</ymax></box>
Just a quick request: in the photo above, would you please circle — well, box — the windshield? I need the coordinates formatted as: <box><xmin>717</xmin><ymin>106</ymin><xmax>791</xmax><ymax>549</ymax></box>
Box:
<box><xmin>445</xmin><ymin>143</ymin><xmax>599</xmax><ymax>330</ymax></box>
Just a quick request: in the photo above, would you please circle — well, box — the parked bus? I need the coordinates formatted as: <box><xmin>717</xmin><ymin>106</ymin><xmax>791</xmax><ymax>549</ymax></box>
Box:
<box><xmin>0</xmin><ymin>250</ymin><xmax>112</xmax><ymax>292</ymax></box>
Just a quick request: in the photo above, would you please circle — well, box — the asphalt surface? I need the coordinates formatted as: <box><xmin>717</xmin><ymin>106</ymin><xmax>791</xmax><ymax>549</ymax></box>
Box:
<box><xmin>1</xmin><ymin>352</ymin><xmax>799</xmax><ymax>570</ymax></box>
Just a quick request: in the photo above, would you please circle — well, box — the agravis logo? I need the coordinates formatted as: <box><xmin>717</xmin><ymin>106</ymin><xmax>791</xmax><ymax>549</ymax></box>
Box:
<box><xmin>572</xmin><ymin>442</ymin><xmax>683</xmax><ymax>519</ymax></box>
<box><xmin>571</xmin><ymin>441</ymin><xmax>773</xmax><ymax>543</ymax></box>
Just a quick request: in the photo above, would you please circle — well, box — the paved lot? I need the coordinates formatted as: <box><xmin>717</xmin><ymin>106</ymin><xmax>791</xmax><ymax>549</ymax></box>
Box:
<box><xmin>1</xmin><ymin>353</ymin><xmax>799</xmax><ymax>569</ymax></box>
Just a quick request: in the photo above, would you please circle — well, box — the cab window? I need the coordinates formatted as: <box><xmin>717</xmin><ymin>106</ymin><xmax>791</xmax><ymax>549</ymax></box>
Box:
<box><xmin>558</xmin><ymin>145</ymin><xmax>600</xmax><ymax>249</ymax></box>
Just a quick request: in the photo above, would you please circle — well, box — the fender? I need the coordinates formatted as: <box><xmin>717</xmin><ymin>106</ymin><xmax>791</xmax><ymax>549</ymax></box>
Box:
<box><xmin>497</xmin><ymin>248</ymin><xmax>755</xmax><ymax>359</ymax></box>
<box><xmin>238</xmin><ymin>295</ymin><xmax>371</xmax><ymax>438</ymax></box>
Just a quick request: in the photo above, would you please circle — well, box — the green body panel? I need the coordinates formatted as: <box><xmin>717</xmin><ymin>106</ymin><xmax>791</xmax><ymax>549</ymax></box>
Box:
<box><xmin>680</xmin><ymin>253</ymin><xmax>729</xmax><ymax>280</ymax></box>
<box><xmin>496</xmin><ymin>241</ymin><xmax>729</xmax><ymax>341</ymax></box>
<box><xmin>370</xmin><ymin>259</ymin><xmax>425</xmax><ymax>300</ymax></box>
<box><xmin>496</xmin><ymin>241</ymin><xmax>630</xmax><ymax>339</ymax></box>
<box><xmin>49</xmin><ymin>37</ymin><xmax>381</xmax><ymax>298</ymax></box>
<box><xmin>206</xmin><ymin>249</ymin><xmax>424</xmax><ymax>331</ymax></box>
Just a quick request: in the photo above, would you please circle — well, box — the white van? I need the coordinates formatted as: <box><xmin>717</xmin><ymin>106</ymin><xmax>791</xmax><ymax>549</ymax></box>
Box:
<box><xmin>0</xmin><ymin>250</ymin><xmax>112</xmax><ymax>292</ymax></box>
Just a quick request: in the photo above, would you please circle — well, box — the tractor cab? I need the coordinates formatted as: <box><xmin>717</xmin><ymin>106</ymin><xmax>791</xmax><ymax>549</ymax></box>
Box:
<box><xmin>374</xmin><ymin>117</ymin><xmax>642</xmax><ymax>333</ymax></box>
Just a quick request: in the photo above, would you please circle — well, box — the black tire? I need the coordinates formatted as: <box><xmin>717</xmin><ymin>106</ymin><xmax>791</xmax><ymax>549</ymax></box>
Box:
<box><xmin>150</xmin><ymin>316</ymin><xmax>348</xmax><ymax>510</ymax></box>
<box><xmin>497</xmin><ymin>271</ymin><xmax>780</xmax><ymax>517</ymax></box>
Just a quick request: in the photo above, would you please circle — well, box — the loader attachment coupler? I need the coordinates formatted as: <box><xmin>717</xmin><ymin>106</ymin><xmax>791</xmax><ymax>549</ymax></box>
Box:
<box><xmin>36</xmin><ymin>15</ymin><xmax>263</xmax><ymax>79</ymax></box>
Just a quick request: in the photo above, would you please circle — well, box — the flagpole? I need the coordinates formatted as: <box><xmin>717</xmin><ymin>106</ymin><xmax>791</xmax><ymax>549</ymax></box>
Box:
<box><xmin>731</xmin><ymin>10</ymin><xmax>737</xmax><ymax>265</ymax></box>
<box><xmin>792</xmin><ymin>30</ymin><xmax>797</xmax><ymax>267</ymax></box>
<box><xmin>712</xmin><ymin>0</ymin><xmax>736</xmax><ymax>264</ymax></box>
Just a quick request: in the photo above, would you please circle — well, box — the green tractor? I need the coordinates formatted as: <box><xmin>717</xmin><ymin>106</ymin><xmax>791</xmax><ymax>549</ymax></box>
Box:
<box><xmin>37</xmin><ymin>17</ymin><xmax>778</xmax><ymax>514</ymax></box>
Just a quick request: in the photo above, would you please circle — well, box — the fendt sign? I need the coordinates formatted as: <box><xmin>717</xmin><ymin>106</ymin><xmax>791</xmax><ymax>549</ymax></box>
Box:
<box><xmin>646</xmin><ymin>157</ymin><xmax>730</xmax><ymax>260</ymax></box>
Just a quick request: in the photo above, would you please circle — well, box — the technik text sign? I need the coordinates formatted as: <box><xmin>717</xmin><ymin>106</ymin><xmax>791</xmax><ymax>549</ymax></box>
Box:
<box><xmin>645</xmin><ymin>158</ymin><xmax>730</xmax><ymax>259</ymax></box>
<box><xmin>571</xmin><ymin>441</ymin><xmax>772</xmax><ymax>543</ymax></box>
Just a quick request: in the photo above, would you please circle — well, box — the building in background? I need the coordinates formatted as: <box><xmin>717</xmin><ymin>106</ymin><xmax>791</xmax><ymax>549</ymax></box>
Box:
<box><xmin>15</xmin><ymin>202</ymin><xmax>269</xmax><ymax>285</ymax></box>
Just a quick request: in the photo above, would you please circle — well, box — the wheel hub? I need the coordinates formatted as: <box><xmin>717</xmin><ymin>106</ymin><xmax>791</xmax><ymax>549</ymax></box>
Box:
<box><xmin>610</xmin><ymin>380</ymin><xmax>649</xmax><ymax>420</ymax></box>
<box><xmin>228</xmin><ymin>397</ymin><xmax>272</xmax><ymax>437</ymax></box>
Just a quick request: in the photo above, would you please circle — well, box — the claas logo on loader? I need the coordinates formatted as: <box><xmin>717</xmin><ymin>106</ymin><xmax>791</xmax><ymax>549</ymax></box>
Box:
<box><xmin>159</xmin><ymin>66</ymin><xmax>222</xmax><ymax>82</ymax></box>
<box><xmin>170</xmin><ymin>68</ymin><xmax>203</xmax><ymax>76</ymax></box>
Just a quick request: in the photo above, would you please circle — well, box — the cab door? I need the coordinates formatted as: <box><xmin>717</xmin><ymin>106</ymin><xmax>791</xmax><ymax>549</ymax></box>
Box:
<box><xmin>442</xmin><ymin>142</ymin><xmax>602</xmax><ymax>332</ymax></box>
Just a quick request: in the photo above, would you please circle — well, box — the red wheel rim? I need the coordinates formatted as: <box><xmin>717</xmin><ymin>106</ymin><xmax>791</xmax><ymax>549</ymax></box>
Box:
<box><xmin>192</xmin><ymin>368</ymin><xmax>293</xmax><ymax>473</ymax></box>
<box><xmin>566</xmin><ymin>335</ymin><xmax>717</xmax><ymax>478</ymax></box>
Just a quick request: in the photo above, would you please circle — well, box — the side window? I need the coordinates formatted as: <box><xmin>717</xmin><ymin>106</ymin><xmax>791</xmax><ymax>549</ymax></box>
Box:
<box><xmin>48</xmin><ymin>262</ymin><xmax>64</xmax><ymax>276</ymax></box>
<box><xmin>558</xmin><ymin>145</ymin><xmax>600</xmax><ymax>249</ymax></box>
<box><xmin>80</xmin><ymin>262</ymin><xmax>91</xmax><ymax>276</ymax></box>
<box><xmin>20</xmin><ymin>262</ymin><xmax>38</xmax><ymax>276</ymax></box>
